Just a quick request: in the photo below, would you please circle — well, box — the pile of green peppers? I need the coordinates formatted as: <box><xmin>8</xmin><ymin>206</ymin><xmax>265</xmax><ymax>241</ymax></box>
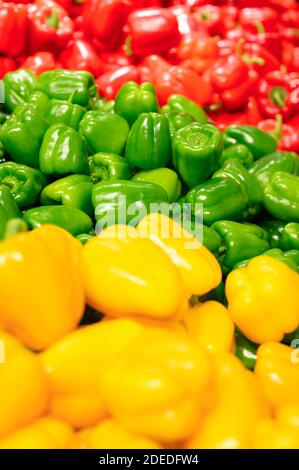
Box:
<box><xmin>1</xmin><ymin>69</ymin><xmax>299</xmax><ymax>276</ymax></box>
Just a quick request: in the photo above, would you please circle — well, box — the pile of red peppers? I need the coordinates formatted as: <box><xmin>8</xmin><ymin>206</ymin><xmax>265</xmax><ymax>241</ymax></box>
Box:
<box><xmin>1</xmin><ymin>0</ymin><xmax>299</xmax><ymax>151</ymax></box>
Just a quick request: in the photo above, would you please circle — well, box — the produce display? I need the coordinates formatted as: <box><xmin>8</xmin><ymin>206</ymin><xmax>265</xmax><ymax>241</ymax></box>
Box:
<box><xmin>0</xmin><ymin>0</ymin><xmax>299</xmax><ymax>451</ymax></box>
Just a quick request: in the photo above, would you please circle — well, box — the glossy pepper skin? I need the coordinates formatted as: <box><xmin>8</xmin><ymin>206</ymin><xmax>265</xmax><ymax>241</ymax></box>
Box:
<box><xmin>249</xmin><ymin>151</ymin><xmax>299</xmax><ymax>188</ymax></box>
<box><xmin>0</xmin><ymin>162</ymin><xmax>45</xmax><ymax>208</ymax></box>
<box><xmin>0</xmin><ymin>4</ymin><xmax>28</xmax><ymax>58</ymax></box>
<box><xmin>125</xmin><ymin>112</ymin><xmax>171</xmax><ymax>171</ymax></box>
<box><xmin>186</xmin><ymin>177</ymin><xmax>248</xmax><ymax>226</ymax></box>
<box><xmin>127</xmin><ymin>8</ymin><xmax>180</xmax><ymax>58</ymax></box>
<box><xmin>88</xmin><ymin>153</ymin><xmax>133</xmax><ymax>184</ymax></box>
<box><xmin>2</xmin><ymin>69</ymin><xmax>37</xmax><ymax>113</ymax></box>
<box><xmin>212</xmin><ymin>220</ymin><xmax>269</xmax><ymax>271</ymax></box>
<box><xmin>172</xmin><ymin>123</ymin><xmax>223</xmax><ymax>189</ymax></box>
<box><xmin>0</xmin><ymin>331</ymin><xmax>49</xmax><ymax>440</ymax></box>
<box><xmin>262</xmin><ymin>248</ymin><xmax>299</xmax><ymax>273</ymax></box>
<box><xmin>0</xmin><ymin>185</ymin><xmax>21</xmax><ymax>239</ymax></box>
<box><xmin>100</xmin><ymin>327</ymin><xmax>211</xmax><ymax>443</ymax></box>
<box><xmin>260</xmin><ymin>219</ymin><xmax>287</xmax><ymax>249</ymax></box>
<box><xmin>24</xmin><ymin>206</ymin><xmax>93</xmax><ymax>236</ymax></box>
<box><xmin>255</xmin><ymin>342</ymin><xmax>299</xmax><ymax>410</ymax></box>
<box><xmin>219</xmin><ymin>144</ymin><xmax>254</xmax><ymax>168</ymax></box>
<box><xmin>133</xmin><ymin>168</ymin><xmax>181</xmax><ymax>203</ymax></box>
<box><xmin>41</xmin><ymin>175</ymin><xmax>94</xmax><ymax>217</ymax></box>
<box><xmin>35</xmin><ymin>70</ymin><xmax>97</xmax><ymax>106</ymax></box>
<box><xmin>79</xmin><ymin>111</ymin><xmax>129</xmax><ymax>155</ymax></box>
<box><xmin>137</xmin><ymin>214</ymin><xmax>222</xmax><ymax>299</ymax></box>
<box><xmin>164</xmin><ymin>111</ymin><xmax>195</xmax><ymax>138</ymax></box>
<box><xmin>80</xmin><ymin>225</ymin><xmax>184</xmax><ymax>320</ymax></box>
<box><xmin>39</xmin><ymin>123</ymin><xmax>88</xmax><ymax>175</ymax></box>
<box><xmin>47</xmin><ymin>99</ymin><xmax>85</xmax><ymax>130</ymax></box>
<box><xmin>0</xmin><ymin>101</ymin><xmax>49</xmax><ymax>168</ymax></box>
<box><xmin>162</xmin><ymin>94</ymin><xmax>208</xmax><ymax>124</ymax></box>
<box><xmin>114</xmin><ymin>82</ymin><xmax>159</xmax><ymax>127</ymax></box>
<box><xmin>224</xmin><ymin>125</ymin><xmax>277</xmax><ymax>160</ymax></box>
<box><xmin>281</xmin><ymin>223</ymin><xmax>299</xmax><ymax>251</ymax></box>
<box><xmin>0</xmin><ymin>224</ymin><xmax>85</xmax><ymax>350</ymax></box>
<box><xmin>213</xmin><ymin>159</ymin><xmax>263</xmax><ymax>218</ymax></box>
<box><xmin>235</xmin><ymin>329</ymin><xmax>258</xmax><ymax>370</ymax></box>
<box><xmin>92</xmin><ymin>180</ymin><xmax>168</xmax><ymax>228</ymax></box>
<box><xmin>226</xmin><ymin>256</ymin><xmax>299</xmax><ymax>344</ymax></box>
<box><xmin>263</xmin><ymin>171</ymin><xmax>299</xmax><ymax>222</ymax></box>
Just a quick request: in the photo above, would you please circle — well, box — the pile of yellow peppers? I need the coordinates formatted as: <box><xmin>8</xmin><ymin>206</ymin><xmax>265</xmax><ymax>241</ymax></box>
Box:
<box><xmin>0</xmin><ymin>214</ymin><xmax>299</xmax><ymax>449</ymax></box>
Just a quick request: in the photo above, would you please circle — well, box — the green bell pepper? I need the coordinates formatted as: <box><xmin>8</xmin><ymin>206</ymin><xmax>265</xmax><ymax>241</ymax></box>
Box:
<box><xmin>164</xmin><ymin>112</ymin><xmax>195</xmax><ymax>138</ymax></box>
<box><xmin>2</xmin><ymin>69</ymin><xmax>37</xmax><ymax>113</ymax></box>
<box><xmin>35</xmin><ymin>70</ymin><xmax>97</xmax><ymax>106</ymax></box>
<box><xmin>114</xmin><ymin>82</ymin><xmax>159</xmax><ymax>126</ymax></box>
<box><xmin>224</xmin><ymin>125</ymin><xmax>277</xmax><ymax>160</ymax></box>
<box><xmin>79</xmin><ymin>111</ymin><xmax>129</xmax><ymax>155</ymax></box>
<box><xmin>199</xmin><ymin>281</ymin><xmax>226</xmax><ymax>305</ymax></box>
<box><xmin>213</xmin><ymin>158</ymin><xmax>263</xmax><ymax>218</ymax></box>
<box><xmin>40</xmin><ymin>175</ymin><xmax>94</xmax><ymax>217</ymax></box>
<box><xmin>88</xmin><ymin>152</ymin><xmax>133</xmax><ymax>183</ymax></box>
<box><xmin>260</xmin><ymin>219</ymin><xmax>287</xmax><ymax>249</ymax></box>
<box><xmin>76</xmin><ymin>233</ymin><xmax>94</xmax><ymax>245</ymax></box>
<box><xmin>93</xmin><ymin>98</ymin><xmax>115</xmax><ymax>113</ymax></box>
<box><xmin>47</xmin><ymin>99</ymin><xmax>85</xmax><ymax>130</ymax></box>
<box><xmin>283</xmin><ymin>327</ymin><xmax>299</xmax><ymax>346</ymax></box>
<box><xmin>219</xmin><ymin>144</ymin><xmax>254</xmax><ymax>168</ymax></box>
<box><xmin>211</xmin><ymin>220</ymin><xmax>269</xmax><ymax>270</ymax></box>
<box><xmin>186</xmin><ymin>176</ymin><xmax>248</xmax><ymax>226</ymax></box>
<box><xmin>262</xmin><ymin>248</ymin><xmax>299</xmax><ymax>273</ymax></box>
<box><xmin>0</xmin><ymin>111</ymin><xmax>9</xmax><ymax>125</ymax></box>
<box><xmin>133</xmin><ymin>168</ymin><xmax>181</xmax><ymax>203</ymax></box>
<box><xmin>162</xmin><ymin>94</ymin><xmax>208</xmax><ymax>124</ymax></box>
<box><xmin>280</xmin><ymin>222</ymin><xmax>299</xmax><ymax>251</ymax></box>
<box><xmin>249</xmin><ymin>151</ymin><xmax>299</xmax><ymax>187</ymax></box>
<box><xmin>92</xmin><ymin>179</ymin><xmax>168</xmax><ymax>229</ymax></box>
<box><xmin>0</xmin><ymin>102</ymin><xmax>49</xmax><ymax>168</ymax></box>
<box><xmin>125</xmin><ymin>112</ymin><xmax>171</xmax><ymax>170</ymax></box>
<box><xmin>263</xmin><ymin>171</ymin><xmax>299</xmax><ymax>222</ymax></box>
<box><xmin>0</xmin><ymin>162</ymin><xmax>45</xmax><ymax>208</ymax></box>
<box><xmin>39</xmin><ymin>123</ymin><xmax>88</xmax><ymax>175</ymax></box>
<box><xmin>24</xmin><ymin>205</ymin><xmax>93</xmax><ymax>236</ymax></box>
<box><xmin>172</xmin><ymin>122</ymin><xmax>223</xmax><ymax>189</ymax></box>
<box><xmin>0</xmin><ymin>185</ymin><xmax>21</xmax><ymax>239</ymax></box>
<box><xmin>235</xmin><ymin>329</ymin><xmax>258</xmax><ymax>370</ymax></box>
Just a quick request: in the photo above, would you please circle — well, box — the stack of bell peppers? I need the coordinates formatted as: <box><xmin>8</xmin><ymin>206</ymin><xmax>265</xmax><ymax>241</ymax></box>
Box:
<box><xmin>1</xmin><ymin>0</ymin><xmax>299</xmax><ymax>148</ymax></box>
<box><xmin>0</xmin><ymin>70</ymin><xmax>299</xmax><ymax>448</ymax></box>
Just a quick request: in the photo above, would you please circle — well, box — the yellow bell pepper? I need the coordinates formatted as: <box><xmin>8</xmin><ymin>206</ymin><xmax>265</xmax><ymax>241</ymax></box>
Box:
<box><xmin>100</xmin><ymin>327</ymin><xmax>212</xmax><ymax>444</ymax></box>
<box><xmin>255</xmin><ymin>342</ymin><xmax>299</xmax><ymax>410</ymax></box>
<box><xmin>0</xmin><ymin>331</ymin><xmax>49</xmax><ymax>439</ymax></box>
<box><xmin>186</xmin><ymin>353</ymin><xmax>269</xmax><ymax>449</ymax></box>
<box><xmin>182</xmin><ymin>301</ymin><xmax>235</xmax><ymax>355</ymax></box>
<box><xmin>0</xmin><ymin>225</ymin><xmax>85</xmax><ymax>350</ymax></box>
<box><xmin>0</xmin><ymin>417</ymin><xmax>73</xmax><ymax>449</ymax></box>
<box><xmin>70</xmin><ymin>420</ymin><xmax>161</xmax><ymax>449</ymax></box>
<box><xmin>251</xmin><ymin>404</ymin><xmax>299</xmax><ymax>448</ymax></box>
<box><xmin>39</xmin><ymin>318</ymin><xmax>145</xmax><ymax>428</ymax></box>
<box><xmin>79</xmin><ymin>224</ymin><xmax>184</xmax><ymax>320</ymax></box>
<box><xmin>225</xmin><ymin>256</ymin><xmax>299</xmax><ymax>344</ymax></box>
<box><xmin>137</xmin><ymin>213</ymin><xmax>222</xmax><ymax>297</ymax></box>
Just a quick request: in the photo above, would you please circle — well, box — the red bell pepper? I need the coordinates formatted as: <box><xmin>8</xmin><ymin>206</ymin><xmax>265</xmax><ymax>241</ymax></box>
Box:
<box><xmin>28</xmin><ymin>0</ymin><xmax>74</xmax><ymax>53</ymax></box>
<box><xmin>257</xmin><ymin>70</ymin><xmax>299</xmax><ymax>120</ymax></box>
<box><xmin>83</xmin><ymin>0</ymin><xmax>131</xmax><ymax>51</ymax></box>
<box><xmin>20</xmin><ymin>51</ymin><xmax>60</xmax><ymax>75</ymax></box>
<box><xmin>54</xmin><ymin>0</ymin><xmax>86</xmax><ymax>17</ymax></box>
<box><xmin>177</xmin><ymin>34</ymin><xmax>218</xmax><ymax>75</ymax></box>
<box><xmin>154</xmin><ymin>65</ymin><xmax>212</xmax><ymax>106</ymax></box>
<box><xmin>0</xmin><ymin>57</ymin><xmax>16</xmax><ymax>79</ymax></box>
<box><xmin>127</xmin><ymin>7</ymin><xmax>180</xmax><ymax>58</ymax></box>
<box><xmin>96</xmin><ymin>65</ymin><xmax>140</xmax><ymax>100</ymax></box>
<box><xmin>192</xmin><ymin>4</ymin><xmax>226</xmax><ymax>37</ymax></box>
<box><xmin>238</xmin><ymin>41</ymin><xmax>280</xmax><ymax>75</ymax></box>
<box><xmin>60</xmin><ymin>38</ymin><xmax>103</xmax><ymax>76</ymax></box>
<box><xmin>0</xmin><ymin>3</ymin><xmax>28</xmax><ymax>57</ymax></box>
<box><xmin>208</xmin><ymin>110</ymin><xmax>248</xmax><ymax>131</ymax></box>
<box><xmin>99</xmin><ymin>48</ymin><xmax>133</xmax><ymax>73</ymax></box>
<box><xmin>258</xmin><ymin>116</ymin><xmax>299</xmax><ymax>153</ymax></box>
<box><xmin>239</xmin><ymin>7</ymin><xmax>279</xmax><ymax>34</ymax></box>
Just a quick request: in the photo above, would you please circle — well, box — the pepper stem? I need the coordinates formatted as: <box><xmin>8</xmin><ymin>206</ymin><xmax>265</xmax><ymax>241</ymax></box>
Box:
<box><xmin>271</xmin><ymin>114</ymin><xmax>283</xmax><ymax>142</ymax></box>
<box><xmin>4</xmin><ymin>218</ymin><xmax>28</xmax><ymax>239</ymax></box>
<box><xmin>46</xmin><ymin>9</ymin><xmax>60</xmax><ymax>29</ymax></box>
<box><xmin>269</xmin><ymin>86</ymin><xmax>287</xmax><ymax>108</ymax></box>
<box><xmin>255</xmin><ymin>21</ymin><xmax>265</xmax><ymax>34</ymax></box>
